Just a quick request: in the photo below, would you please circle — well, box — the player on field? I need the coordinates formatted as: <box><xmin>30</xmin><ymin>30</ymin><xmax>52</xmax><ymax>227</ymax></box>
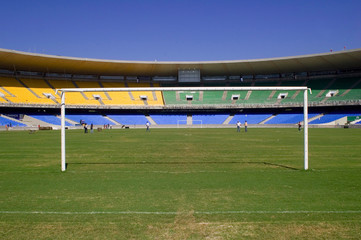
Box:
<box><xmin>236</xmin><ymin>121</ymin><xmax>241</xmax><ymax>132</ymax></box>
<box><xmin>146</xmin><ymin>121</ymin><xmax>150</xmax><ymax>132</ymax></box>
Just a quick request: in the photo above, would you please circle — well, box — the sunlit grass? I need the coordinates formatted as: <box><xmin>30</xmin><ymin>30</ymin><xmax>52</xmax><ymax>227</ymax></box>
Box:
<box><xmin>0</xmin><ymin>128</ymin><xmax>360</xmax><ymax>239</ymax></box>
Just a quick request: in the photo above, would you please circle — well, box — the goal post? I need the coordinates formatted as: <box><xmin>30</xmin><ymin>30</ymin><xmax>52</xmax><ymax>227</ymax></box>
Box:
<box><xmin>56</xmin><ymin>86</ymin><xmax>311</xmax><ymax>172</ymax></box>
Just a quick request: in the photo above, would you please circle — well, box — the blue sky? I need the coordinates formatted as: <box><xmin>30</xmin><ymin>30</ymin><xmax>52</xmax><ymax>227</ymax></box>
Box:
<box><xmin>1</xmin><ymin>0</ymin><xmax>360</xmax><ymax>61</ymax></box>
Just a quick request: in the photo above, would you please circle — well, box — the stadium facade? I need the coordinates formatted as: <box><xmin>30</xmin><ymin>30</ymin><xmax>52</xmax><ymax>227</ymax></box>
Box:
<box><xmin>0</xmin><ymin>48</ymin><xmax>360</xmax><ymax>128</ymax></box>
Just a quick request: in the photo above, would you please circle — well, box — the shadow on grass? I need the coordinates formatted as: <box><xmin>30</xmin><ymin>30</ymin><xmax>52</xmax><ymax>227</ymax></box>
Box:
<box><xmin>69</xmin><ymin>161</ymin><xmax>299</xmax><ymax>170</ymax></box>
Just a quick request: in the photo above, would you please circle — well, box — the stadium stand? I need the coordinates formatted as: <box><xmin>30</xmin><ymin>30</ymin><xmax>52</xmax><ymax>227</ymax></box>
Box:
<box><xmin>65</xmin><ymin>114</ymin><xmax>115</xmax><ymax>126</ymax></box>
<box><xmin>127</xmin><ymin>83</ymin><xmax>164</xmax><ymax>106</ymax></box>
<box><xmin>20</xmin><ymin>78</ymin><xmax>58</xmax><ymax>104</ymax></box>
<box><xmin>1</xmin><ymin>48</ymin><xmax>361</xmax><ymax>129</ymax></box>
<box><xmin>150</xmin><ymin>114</ymin><xmax>188</xmax><ymax>125</ymax></box>
<box><xmin>1</xmin><ymin>75</ymin><xmax>359</xmax><ymax>108</ymax></box>
<box><xmin>229</xmin><ymin>113</ymin><xmax>273</xmax><ymax>124</ymax></box>
<box><xmin>48</xmin><ymin>79</ymin><xmax>100</xmax><ymax>105</ymax></box>
<box><xmin>323</xmin><ymin>77</ymin><xmax>361</xmax><ymax>102</ymax></box>
<box><xmin>96</xmin><ymin>81</ymin><xmax>130</xmax><ymax>105</ymax></box>
<box><xmin>264</xmin><ymin>113</ymin><xmax>320</xmax><ymax>124</ymax></box>
<box><xmin>309</xmin><ymin>112</ymin><xmax>361</xmax><ymax>124</ymax></box>
<box><xmin>0</xmin><ymin>116</ymin><xmax>26</xmax><ymax>127</ymax></box>
<box><xmin>29</xmin><ymin>114</ymin><xmax>73</xmax><ymax>126</ymax></box>
<box><xmin>0</xmin><ymin>77</ymin><xmax>55</xmax><ymax>105</ymax></box>
<box><xmin>73</xmin><ymin>81</ymin><xmax>108</xmax><ymax>105</ymax></box>
<box><xmin>107</xmin><ymin>114</ymin><xmax>149</xmax><ymax>125</ymax></box>
<box><xmin>192</xmin><ymin>114</ymin><xmax>229</xmax><ymax>124</ymax></box>
<box><xmin>307</xmin><ymin>78</ymin><xmax>334</xmax><ymax>102</ymax></box>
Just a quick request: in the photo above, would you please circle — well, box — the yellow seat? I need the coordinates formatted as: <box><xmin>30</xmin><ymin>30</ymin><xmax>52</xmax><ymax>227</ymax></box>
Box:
<box><xmin>48</xmin><ymin>80</ymin><xmax>99</xmax><ymax>105</ymax></box>
<box><xmin>21</xmin><ymin>78</ymin><xmax>57</xmax><ymax>104</ymax></box>
<box><xmin>0</xmin><ymin>77</ymin><xmax>54</xmax><ymax>104</ymax></box>
<box><xmin>101</xmin><ymin>82</ymin><xmax>131</xmax><ymax>105</ymax></box>
<box><xmin>74</xmin><ymin>81</ymin><xmax>109</xmax><ymax>104</ymax></box>
<box><xmin>127</xmin><ymin>83</ymin><xmax>164</xmax><ymax>106</ymax></box>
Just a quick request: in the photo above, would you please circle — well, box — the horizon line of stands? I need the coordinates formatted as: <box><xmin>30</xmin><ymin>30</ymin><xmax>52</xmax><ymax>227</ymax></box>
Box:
<box><xmin>1</xmin><ymin>111</ymin><xmax>361</xmax><ymax>128</ymax></box>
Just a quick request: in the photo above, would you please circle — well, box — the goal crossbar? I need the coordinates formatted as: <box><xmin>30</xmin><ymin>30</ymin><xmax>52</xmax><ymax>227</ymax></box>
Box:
<box><xmin>56</xmin><ymin>86</ymin><xmax>311</xmax><ymax>172</ymax></box>
<box><xmin>56</xmin><ymin>86</ymin><xmax>310</xmax><ymax>93</ymax></box>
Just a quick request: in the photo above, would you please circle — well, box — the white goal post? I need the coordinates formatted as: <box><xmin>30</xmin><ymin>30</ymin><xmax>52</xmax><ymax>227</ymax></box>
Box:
<box><xmin>56</xmin><ymin>86</ymin><xmax>312</xmax><ymax>172</ymax></box>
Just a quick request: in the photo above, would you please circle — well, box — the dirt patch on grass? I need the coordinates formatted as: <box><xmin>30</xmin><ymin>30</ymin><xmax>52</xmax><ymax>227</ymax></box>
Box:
<box><xmin>147</xmin><ymin>214</ymin><xmax>360</xmax><ymax>239</ymax></box>
<box><xmin>147</xmin><ymin>211</ymin><xmax>251</xmax><ymax>239</ymax></box>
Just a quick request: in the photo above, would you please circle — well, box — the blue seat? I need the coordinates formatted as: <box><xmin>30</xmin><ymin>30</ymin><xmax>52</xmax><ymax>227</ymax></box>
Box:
<box><xmin>229</xmin><ymin>114</ymin><xmax>272</xmax><ymax>124</ymax></box>
<box><xmin>150</xmin><ymin>114</ymin><xmax>188</xmax><ymax>125</ymax></box>
<box><xmin>192</xmin><ymin>114</ymin><xmax>229</xmax><ymax>124</ymax></box>
<box><xmin>66</xmin><ymin>115</ymin><xmax>114</xmax><ymax>125</ymax></box>
<box><xmin>265</xmin><ymin>113</ymin><xmax>319</xmax><ymax>124</ymax></box>
<box><xmin>0</xmin><ymin>116</ymin><xmax>26</xmax><ymax>127</ymax></box>
<box><xmin>29</xmin><ymin>115</ymin><xmax>73</xmax><ymax>126</ymax></box>
<box><xmin>107</xmin><ymin>114</ymin><xmax>148</xmax><ymax>125</ymax></box>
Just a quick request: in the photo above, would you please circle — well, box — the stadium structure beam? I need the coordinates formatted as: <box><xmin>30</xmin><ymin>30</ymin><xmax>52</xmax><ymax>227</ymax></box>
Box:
<box><xmin>56</xmin><ymin>87</ymin><xmax>311</xmax><ymax>172</ymax></box>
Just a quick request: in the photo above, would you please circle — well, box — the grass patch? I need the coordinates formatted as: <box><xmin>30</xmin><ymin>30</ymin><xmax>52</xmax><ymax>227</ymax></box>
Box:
<box><xmin>0</xmin><ymin>128</ymin><xmax>360</xmax><ymax>239</ymax></box>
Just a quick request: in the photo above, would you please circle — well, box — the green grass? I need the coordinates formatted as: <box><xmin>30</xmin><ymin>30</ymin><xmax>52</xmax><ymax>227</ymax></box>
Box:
<box><xmin>0</xmin><ymin>128</ymin><xmax>360</xmax><ymax>239</ymax></box>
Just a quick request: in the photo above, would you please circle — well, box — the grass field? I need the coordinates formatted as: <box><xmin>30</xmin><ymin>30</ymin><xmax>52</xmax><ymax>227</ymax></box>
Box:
<box><xmin>0</xmin><ymin>128</ymin><xmax>360</xmax><ymax>239</ymax></box>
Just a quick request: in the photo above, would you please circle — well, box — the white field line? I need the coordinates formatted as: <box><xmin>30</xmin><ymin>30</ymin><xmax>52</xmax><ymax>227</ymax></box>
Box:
<box><xmin>1</xmin><ymin>210</ymin><xmax>360</xmax><ymax>215</ymax></box>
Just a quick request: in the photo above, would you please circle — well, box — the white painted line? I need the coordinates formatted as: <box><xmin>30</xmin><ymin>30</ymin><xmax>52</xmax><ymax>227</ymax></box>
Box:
<box><xmin>1</xmin><ymin>210</ymin><xmax>360</xmax><ymax>215</ymax></box>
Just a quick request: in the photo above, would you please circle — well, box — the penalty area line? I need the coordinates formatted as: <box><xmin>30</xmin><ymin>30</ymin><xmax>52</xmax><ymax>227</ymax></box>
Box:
<box><xmin>1</xmin><ymin>210</ymin><xmax>360</xmax><ymax>215</ymax></box>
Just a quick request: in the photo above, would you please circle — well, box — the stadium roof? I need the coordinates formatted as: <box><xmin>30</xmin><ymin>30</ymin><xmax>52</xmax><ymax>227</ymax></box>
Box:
<box><xmin>1</xmin><ymin>48</ymin><xmax>361</xmax><ymax>76</ymax></box>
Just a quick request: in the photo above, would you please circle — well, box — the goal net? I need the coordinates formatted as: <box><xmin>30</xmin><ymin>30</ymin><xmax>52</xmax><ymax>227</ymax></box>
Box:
<box><xmin>56</xmin><ymin>86</ymin><xmax>311</xmax><ymax>171</ymax></box>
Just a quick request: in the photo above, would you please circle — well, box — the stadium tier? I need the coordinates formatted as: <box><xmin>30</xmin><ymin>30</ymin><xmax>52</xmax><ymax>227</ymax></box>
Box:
<box><xmin>1</xmin><ymin>111</ymin><xmax>361</xmax><ymax>127</ymax></box>
<box><xmin>309</xmin><ymin>111</ymin><xmax>361</xmax><ymax>124</ymax></box>
<box><xmin>264</xmin><ymin>113</ymin><xmax>320</xmax><ymax>124</ymax></box>
<box><xmin>229</xmin><ymin>113</ymin><xmax>273</xmax><ymax>124</ymax></box>
<box><xmin>0</xmin><ymin>115</ymin><xmax>26</xmax><ymax>127</ymax></box>
<box><xmin>0</xmin><ymin>76</ymin><xmax>165</xmax><ymax>107</ymax></box>
<box><xmin>150</xmin><ymin>114</ymin><xmax>188</xmax><ymax>125</ymax></box>
<box><xmin>0</xmin><ymin>75</ymin><xmax>360</xmax><ymax>108</ymax></box>
<box><xmin>0</xmin><ymin>48</ymin><xmax>361</xmax><ymax>128</ymax></box>
<box><xmin>192</xmin><ymin>114</ymin><xmax>229</xmax><ymax>124</ymax></box>
<box><xmin>65</xmin><ymin>114</ymin><xmax>115</xmax><ymax>126</ymax></box>
<box><xmin>29</xmin><ymin>114</ymin><xmax>73</xmax><ymax>126</ymax></box>
<box><xmin>0</xmin><ymin>77</ymin><xmax>55</xmax><ymax>105</ymax></box>
<box><xmin>106</xmin><ymin>114</ymin><xmax>149</xmax><ymax>125</ymax></box>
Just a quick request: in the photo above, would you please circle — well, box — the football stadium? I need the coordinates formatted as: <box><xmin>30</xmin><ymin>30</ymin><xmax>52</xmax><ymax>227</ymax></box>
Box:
<box><xmin>1</xmin><ymin>48</ymin><xmax>361</xmax><ymax>238</ymax></box>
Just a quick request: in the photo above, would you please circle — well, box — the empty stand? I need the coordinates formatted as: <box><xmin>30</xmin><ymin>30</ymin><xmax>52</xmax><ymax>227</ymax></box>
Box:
<box><xmin>97</xmin><ymin>82</ymin><xmax>130</xmax><ymax>105</ymax></box>
<box><xmin>127</xmin><ymin>83</ymin><xmax>163</xmax><ymax>106</ymax></box>
<box><xmin>0</xmin><ymin>77</ymin><xmax>55</xmax><ymax>105</ymax></box>
<box><xmin>0</xmin><ymin>116</ymin><xmax>26</xmax><ymax>127</ymax></box>
<box><xmin>66</xmin><ymin>114</ymin><xmax>115</xmax><ymax>125</ymax></box>
<box><xmin>309</xmin><ymin>112</ymin><xmax>361</xmax><ymax>124</ymax></box>
<box><xmin>325</xmin><ymin>77</ymin><xmax>361</xmax><ymax>102</ymax></box>
<box><xmin>107</xmin><ymin>114</ymin><xmax>149</xmax><ymax>125</ymax></box>
<box><xmin>150</xmin><ymin>114</ymin><xmax>188</xmax><ymax>125</ymax></box>
<box><xmin>20</xmin><ymin>78</ymin><xmax>58</xmax><ymax>104</ymax></box>
<box><xmin>192</xmin><ymin>114</ymin><xmax>229</xmax><ymax>124</ymax></box>
<box><xmin>229</xmin><ymin>113</ymin><xmax>273</xmax><ymax>124</ymax></box>
<box><xmin>0</xmin><ymin>75</ymin><xmax>359</xmax><ymax>109</ymax></box>
<box><xmin>264</xmin><ymin>113</ymin><xmax>319</xmax><ymax>124</ymax></box>
<box><xmin>29</xmin><ymin>114</ymin><xmax>73</xmax><ymax>126</ymax></box>
<box><xmin>48</xmin><ymin>80</ymin><xmax>100</xmax><ymax>105</ymax></box>
<box><xmin>74</xmin><ymin>81</ymin><xmax>108</xmax><ymax>105</ymax></box>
